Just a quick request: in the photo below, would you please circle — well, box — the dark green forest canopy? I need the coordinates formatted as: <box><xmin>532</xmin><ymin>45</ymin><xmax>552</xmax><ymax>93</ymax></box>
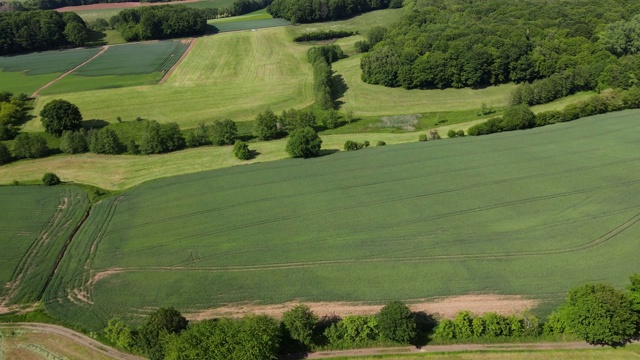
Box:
<box><xmin>361</xmin><ymin>0</ymin><xmax>640</xmax><ymax>90</ymax></box>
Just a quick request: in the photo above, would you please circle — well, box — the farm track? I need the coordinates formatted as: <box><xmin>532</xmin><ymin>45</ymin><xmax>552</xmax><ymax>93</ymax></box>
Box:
<box><xmin>31</xmin><ymin>45</ymin><xmax>108</xmax><ymax>97</ymax></box>
<box><xmin>159</xmin><ymin>38</ymin><xmax>197</xmax><ymax>84</ymax></box>
<box><xmin>86</xmin><ymin>211</ymin><xmax>640</xmax><ymax>286</ymax></box>
<box><xmin>0</xmin><ymin>323</ymin><xmax>144</xmax><ymax>360</ymax></box>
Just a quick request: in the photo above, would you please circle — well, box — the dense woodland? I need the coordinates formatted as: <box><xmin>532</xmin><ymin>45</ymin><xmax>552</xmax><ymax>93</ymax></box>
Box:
<box><xmin>109</xmin><ymin>6</ymin><xmax>206</xmax><ymax>41</ymax></box>
<box><xmin>0</xmin><ymin>10</ymin><xmax>90</xmax><ymax>55</ymax></box>
<box><xmin>267</xmin><ymin>0</ymin><xmax>402</xmax><ymax>23</ymax></box>
<box><xmin>361</xmin><ymin>0</ymin><xmax>640</xmax><ymax>95</ymax></box>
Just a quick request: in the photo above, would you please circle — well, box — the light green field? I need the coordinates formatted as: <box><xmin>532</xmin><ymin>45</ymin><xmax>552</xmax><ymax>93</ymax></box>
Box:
<box><xmin>0</xmin><ymin>186</ymin><xmax>89</xmax><ymax>305</ymax></box>
<box><xmin>332</xmin><ymin>54</ymin><xmax>516</xmax><ymax>117</ymax></box>
<box><xmin>36</xmin><ymin>110</ymin><xmax>640</xmax><ymax>330</ymax></box>
<box><xmin>287</xmin><ymin>8</ymin><xmax>404</xmax><ymax>38</ymax></box>
<box><xmin>209</xmin><ymin>8</ymin><xmax>272</xmax><ymax>23</ymax></box>
<box><xmin>73</xmin><ymin>0</ymin><xmax>236</xmax><ymax>22</ymax></box>
<box><xmin>29</xmin><ymin>27</ymin><xmax>314</xmax><ymax>131</ymax></box>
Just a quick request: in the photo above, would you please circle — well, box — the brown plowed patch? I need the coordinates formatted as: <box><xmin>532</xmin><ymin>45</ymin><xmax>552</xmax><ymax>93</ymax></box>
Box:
<box><xmin>56</xmin><ymin>0</ymin><xmax>199</xmax><ymax>12</ymax></box>
<box><xmin>185</xmin><ymin>295</ymin><xmax>538</xmax><ymax>321</ymax></box>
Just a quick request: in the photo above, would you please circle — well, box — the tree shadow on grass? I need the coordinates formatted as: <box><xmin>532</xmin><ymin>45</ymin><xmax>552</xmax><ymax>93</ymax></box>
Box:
<box><xmin>317</xmin><ymin>149</ymin><xmax>339</xmax><ymax>157</ymax></box>
<box><xmin>331</xmin><ymin>74</ymin><xmax>348</xmax><ymax>110</ymax></box>
<box><xmin>248</xmin><ymin>149</ymin><xmax>260</xmax><ymax>160</ymax></box>
<box><xmin>82</xmin><ymin>119</ymin><xmax>109</xmax><ymax>130</ymax></box>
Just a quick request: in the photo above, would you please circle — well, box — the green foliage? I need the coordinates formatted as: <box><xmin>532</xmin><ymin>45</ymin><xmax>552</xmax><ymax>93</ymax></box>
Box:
<box><xmin>40</xmin><ymin>99</ymin><xmax>83</xmax><ymax>136</ymax></box>
<box><xmin>0</xmin><ymin>142</ymin><xmax>11</xmax><ymax>165</ymax></box>
<box><xmin>456</xmin><ymin>130</ymin><xmax>465</xmax><ymax>137</ymax></box>
<box><xmin>253</xmin><ymin>109</ymin><xmax>280</xmax><ymax>141</ymax></box>
<box><xmin>60</xmin><ymin>130</ymin><xmax>88</xmax><ymax>154</ymax></box>
<box><xmin>286</xmin><ymin>127</ymin><xmax>322</xmax><ymax>158</ymax></box>
<box><xmin>42</xmin><ymin>172</ymin><xmax>61</xmax><ymax>186</ymax></box>
<box><xmin>268</xmin><ymin>0</ymin><xmax>393</xmax><ymax>23</ymax></box>
<box><xmin>64</xmin><ymin>22</ymin><xmax>89</xmax><ymax>46</ymax></box>
<box><xmin>279</xmin><ymin>108</ymin><xmax>316</xmax><ymax>133</ymax></box>
<box><xmin>562</xmin><ymin>283</ymin><xmax>638</xmax><ymax>346</ymax></box>
<box><xmin>321</xmin><ymin>109</ymin><xmax>341</xmax><ymax>129</ymax></box>
<box><xmin>367</xmin><ymin>26</ymin><xmax>387</xmax><ymax>48</ymax></box>
<box><xmin>12</xmin><ymin>133</ymin><xmax>49</xmax><ymax>159</ymax></box>
<box><xmin>138</xmin><ymin>121</ymin><xmax>185</xmax><ymax>154</ymax></box>
<box><xmin>138</xmin><ymin>307</ymin><xmax>188</xmax><ymax>360</ymax></box>
<box><xmin>104</xmin><ymin>317</ymin><xmax>136</xmax><ymax>351</ymax></box>
<box><xmin>376</xmin><ymin>140</ymin><xmax>386</xmax><ymax>146</ymax></box>
<box><xmin>418</xmin><ymin>133</ymin><xmax>428</xmax><ymax>142</ymax></box>
<box><xmin>447</xmin><ymin>129</ymin><xmax>457</xmax><ymax>138</ymax></box>
<box><xmin>628</xmin><ymin>274</ymin><xmax>640</xmax><ymax>312</ymax></box>
<box><xmin>377</xmin><ymin>301</ymin><xmax>416</xmax><ymax>343</ymax></box>
<box><xmin>354</xmin><ymin>40</ymin><xmax>370</xmax><ymax>53</ymax></box>
<box><xmin>89</xmin><ymin>128</ymin><xmax>124</xmax><ymax>155</ymax></box>
<box><xmin>343</xmin><ymin>140</ymin><xmax>367</xmax><ymax>151</ymax></box>
<box><xmin>0</xmin><ymin>101</ymin><xmax>25</xmax><ymax>126</ymax></box>
<box><xmin>294</xmin><ymin>30</ymin><xmax>356</xmax><ymax>42</ymax></box>
<box><xmin>233</xmin><ymin>140</ymin><xmax>251</xmax><ymax>160</ymax></box>
<box><xmin>324</xmin><ymin>315</ymin><xmax>380</xmax><ymax>348</ymax></box>
<box><xmin>600</xmin><ymin>15</ymin><xmax>640</xmax><ymax>56</ymax></box>
<box><xmin>307</xmin><ymin>45</ymin><xmax>345</xmax><ymax>64</ymax></box>
<box><xmin>210</xmin><ymin>119</ymin><xmax>238</xmax><ymax>146</ymax></box>
<box><xmin>453</xmin><ymin>310</ymin><xmax>473</xmax><ymax>339</ymax></box>
<box><xmin>184</xmin><ymin>124</ymin><xmax>212</xmax><ymax>148</ymax></box>
<box><xmin>282</xmin><ymin>304</ymin><xmax>318</xmax><ymax>347</ymax></box>
<box><xmin>111</xmin><ymin>6</ymin><xmax>207</xmax><ymax>41</ymax></box>
<box><xmin>434</xmin><ymin>311</ymin><xmax>541</xmax><ymax>341</ymax></box>
<box><xmin>500</xmin><ymin>104</ymin><xmax>536</xmax><ymax>131</ymax></box>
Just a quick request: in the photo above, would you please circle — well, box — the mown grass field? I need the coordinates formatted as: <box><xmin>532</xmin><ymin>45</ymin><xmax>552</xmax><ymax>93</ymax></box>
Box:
<box><xmin>37</xmin><ymin>111</ymin><xmax>640</xmax><ymax>330</ymax></box>
<box><xmin>286</xmin><ymin>9</ymin><xmax>403</xmax><ymax>38</ymax></box>
<box><xmin>0</xmin><ymin>48</ymin><xmax>101</xmax><ymax>95</ymax></box>
<box><xmin>0</xmin><ymin>186</ymin><xmax>89</xmax><ymax>306</ymax></box>
<box><xmin>30</xmin><ymin>27</ymin><xmax>314</xmax><ymax>130</ymax></box>
<box><xmin>40</xmin><ymin>40</ymin><xmax>191</xmax><ymax>96</ymax></box>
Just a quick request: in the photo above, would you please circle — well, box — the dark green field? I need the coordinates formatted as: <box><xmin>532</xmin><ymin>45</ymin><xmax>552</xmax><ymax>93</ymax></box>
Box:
<box><xmin>21</xmin><ymin>110</ymin><xmax>637</xmax><ymax>330</ymax></box>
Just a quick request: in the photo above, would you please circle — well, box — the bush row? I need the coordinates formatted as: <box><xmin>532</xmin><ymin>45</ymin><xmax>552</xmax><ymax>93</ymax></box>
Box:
<box><xmin>307</xmin><ymin>45</ymin><xmax>345</xmax><ymax>111</ymax></box>
<box><xmin>293</xmin><ymin>30</ymin><xmax>357</xmax><ymax>42</ymax></box>
<box><xmin>110</xmin><ymin>6</ymin><xmax>207</xmax><ymax>42</ymax></box>
<box><xmin>267</xmin><ymin>0</ymin><xmax>401</xmax><ymax>23</ymax></box>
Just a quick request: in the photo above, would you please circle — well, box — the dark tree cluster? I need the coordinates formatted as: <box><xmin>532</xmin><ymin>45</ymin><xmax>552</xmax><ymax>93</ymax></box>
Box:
<box><xmin>0</xmin><ymin>92</ymin><xmax>28</xmax><ymax>140</ymax></box>
<box><xmin>1</xmin><ymin>0</ymin><xmax>176</xmax><ymax>11</ymax></box>
<box><xmin>109</xmin><ymin>5</ymin><xmax>206</xmax><ymax>42</ymax></box>
<box><xmin>267</xmin><ymin>0</ymin><xmax>401</xmax><ymax>23</ymax></box>
<box><xmin>307</xmin><ymin>45</ymin><xmax>345</xmax><ymax>110</ymax></box>
<box><xmin>468</xmin><ymin>87</ymin><xmax>640</xmax><ymax>136</ymax></box>
<box><xmin>360</xmin><ymin>0</ymin><xmax>640</xmax><ymax>93</ymax></box>
<box><xmin>293</xmin><ymin>30</ymin><xmax>357</xmax><ymax>42</ymax></box>
<box><xmin>0</xmin><ymin>10</ymin><xmax>89</xmax><ymax>55</ymax></box>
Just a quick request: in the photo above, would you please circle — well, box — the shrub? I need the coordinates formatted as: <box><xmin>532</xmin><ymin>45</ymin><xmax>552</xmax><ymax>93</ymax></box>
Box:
<box><xmin>321</xmin><ymin>110</ymin><xmax>341</xmax><ymax>129</ymax></box>
<box><xmin>286</xmin><ymin>127</ymin><xmax>322</xmax><ymax>158</ymax></box>
<box><xmin>138</xmin><ymin>121</ymin><xmax>184</xmax><ymax>154</ymax></box>
<box><xmin>500</xmin><ymin>104</ymin><xmax>536</xmax><ymax>131</ymax></box>
<box><xmin>376</xmin><ymin>140</ymin><xmax>386</xmax><ymax>146</ymax></box>
<box><xmin>293</xmin><ymin>30</ymin><xmax>356</xmax><ymax>42</ymax></box>
<box><xmin>428</xmin><ymin>129</ymin><xmax>441</xmax><ymax>140</ymax></box>
<box><xmin>354</xmin><ymin>40</ymin><xmax>370</xmax><ymax>53</ymax></box>
<box><xmin>60</xmin><ymin>130</ymin><xmax>88</xmax><ymax>154</ymax></box>
<box><xmin>280</xmin><ymin>109</ymin><xmax>316</xmax><ymax>133</ymax></box>
<box><xmin>0</xmin><ymin>142</ymin><xmax>11</xmax><ymax>165</ymax></box>
<box><xmin>89</xmin><ymin>128</ymin><xmax>124</xmax><ymax>155</ymax></box>
<box><xmin>324</xmin><ymin>315</ymin><xmax>379</xmax><ymax>348</ymax></box>
<box><xmin>344</xmin><ymin>140</ymin><xmax>365</xmax><ymax>151</ymax></box>
<box><xmin>42</xmin><ymin>172</ymin><xmax>61</xmax><ymax>186</ymax></box>
<box><xmin>378</xmin><ymin>301</ymin><xmax>416</xmax><ymax>343</ymax></box>
<box><xmin>282</xmin><ymin>304</ymin><xmax>318</xmax><ymax>348</ymax></box>
<box><xmin>12</xmin><ymin>133</ymin><xmax>49</xmax><ymax>159</ymax></box>
<box><xmin>184</xmin><ymin>125</ymin><xmax>211</xmax><ymax>148</ymax></box>
<box><xmin>0</xmin><ymin>125</ymin><xmax>16</xmax><ymax>141</ymax></box>
<box><xmin>447</xmin><ymin>129</ymin><xmax>457</xmax><ymax>138</ymax></box>
<box><xmin>418</xmin><ymin>134</ymin><xmax>428</xmax><ymax>142</ymax></box>
<box><xmin>254</xmin><ymin>109</ymin><xmax>280</xmax><ymax>140</ymax></box>
<box><xmin>233</xmin><ymin>140</ymin><xmax>251</xmax><ymax>160</ymax></box>
<box><xmin>456</xmin><ymin>130</ymin><xmax>465</xmax><ymax>137</ymax></box>
<box><xmin>40</xmin><ymin>99</ymin><xmax>83</xmax><ymax>136</ymax></box>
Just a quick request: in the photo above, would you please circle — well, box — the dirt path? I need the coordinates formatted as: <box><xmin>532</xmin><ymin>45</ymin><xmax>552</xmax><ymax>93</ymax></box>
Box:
<box><xmin>159</xmin><ymin>38</ymin><xmax>197</xmax><ymax>84</ymax></box>
<box><xmin>31</xmin><ymin>45</ymin><xmax>109</xmax><ymax>98</ymax></box>
<box><xmin>0</xmin><ymin>323</ymin><xmax>145</xmax><ymax>360</ymax></box>
<box><xmin>306</xmin><ymin>342</ymin><xmax>596</xmax><ymax>359</ymax></box>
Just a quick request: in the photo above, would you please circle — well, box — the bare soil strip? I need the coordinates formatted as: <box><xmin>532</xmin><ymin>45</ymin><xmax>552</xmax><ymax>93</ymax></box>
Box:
<box><xmin>56</xmin><ymin>0</ymin><xmax>199</xmax><ymax>12</ymax></box>
<box><xmin>0</xmin><ymin>323</ymin><xmax>144</xmax><ymax>360</ymax></box>
<box><xmin>159</xmin><ymin>38</ymin><xmax>197</xmax><ymax>84</ymax></box>
<box><xmin>185</xmin><ymin>295</ymin><xmax>538</xmax><ymax>321</ymax></box>
<box><xmin>305</xmin><ymin>342</ymin><xmax>596</xmax><ymax>359</ymax></box>
<box><xmin>31</xmin><ymin>45</ymin><xmax>109</xmax><ymax>98</ymax></box>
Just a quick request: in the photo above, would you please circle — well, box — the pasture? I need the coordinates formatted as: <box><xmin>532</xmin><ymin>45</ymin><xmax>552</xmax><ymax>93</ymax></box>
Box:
<box><xmin>209</xmin><ymin>10</ymin><xmax>291</xmax><ymax>33</ymax></box>
<box><xmin>0</xmin><ymin>186</ymin><xmax>89</xmax><ymax>307</ymax></box>
<box><xmin>286</xmin><ymin>9</ymin><xmax>403</xmax><ymax>38</ymax></box>
<box><xmin>40</xmin><ymin>40</ymin><xmax>191</xmax><ymax>95</ymax></box>
<box><xmin>0</xmin><ymin>48</ymin><xmax>101</xmax><ymax>95</ymax></box>
<box><xmin>39</xmin><ymin>111</ymin><xmax>640</xmax><ymax>330</ymax></box>
<box><xmin>30</xmin><ymin>27</ymin><xmax>314</xmax><ymax>130</ymax></box>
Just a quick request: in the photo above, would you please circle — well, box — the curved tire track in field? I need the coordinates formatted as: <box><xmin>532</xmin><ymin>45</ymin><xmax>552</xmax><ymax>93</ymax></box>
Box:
<box><xmin>31</xmin><ymin>45</ymin><xmax>109</xmax><ymax>98</ymax></box>
<box><xmin>87</xmin><ymin>211</ymin><xmax>640</xmax><ymax>285</ymax></box>
<box><xmin>0</xmin><ymin>323</ymin><xmax>144</xmax><ymax>360</ymax></box>
<box><xmin>103</xmin><ymin>157</ymin><xmax>640</xmax><ymax>237</ymax></box>
<box><xmin>159</xmin><ymin>38</ymin><xmax>197</xmax><ymax>84</ymax></box>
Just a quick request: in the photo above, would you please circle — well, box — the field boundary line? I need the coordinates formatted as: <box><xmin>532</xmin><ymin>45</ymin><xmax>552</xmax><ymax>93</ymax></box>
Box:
<box><xmin>0</xmin><ymin>323</ymin><xmax>145</xmax><ymax>360</ymax></box>
<box><xmin>31</xmin><ymin>45</ymin><xmax>109</xmax><ymax>98</ymax></box>
<box><xmin>159</xmin><ymin>38</ymin><xmax>197</xmax><ymax>84</ymax></box>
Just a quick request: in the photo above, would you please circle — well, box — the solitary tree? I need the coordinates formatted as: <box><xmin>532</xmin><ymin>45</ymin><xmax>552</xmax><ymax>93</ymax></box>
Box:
<box><xmin>377</xmin><ymin>301</ymin><xmax>416</xmax><ymax>343</ymax></box>
<box><xmin>282</xmin><ymin>304</ymin><xmax>318</xmax><ymax>348</ymax></box>
<box><xmin>563</xmin><ymin>283</ymin><xmax>638</xmax><ymax>346</ymax></box>
<box><xmin>40</xmin><ymin>99</ymin><xmax>83</xmax><ymax>136</ymax></box>
<box><xmin>286</xmin><ymin>127</ymin><xmax>322</xmax><ymax>158</ymax></box>
<box><xmin>233</xmin><ymin>140</ymin><xmax>251</xmax><ymax>160</ymax></box>
<box><xmin>42</xmin><ymin>172</ymin><xmax>61</xmax><ymax>186</ymax></box>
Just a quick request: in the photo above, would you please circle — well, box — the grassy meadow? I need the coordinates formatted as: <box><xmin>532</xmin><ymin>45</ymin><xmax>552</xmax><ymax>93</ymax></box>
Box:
<box><xmin>34</xmin><ymin>111</ymin><xmax>640</xmax><ymax>329</ymax></box>
<box><xmin>30</xmin><ymin>27</ymin><xmax>314</xmax><ymax>130</ymax></box>
<box><xmin>0</xmin><ymin>186</ymin><xmax>89</xmax><ymax>305</ymax></box>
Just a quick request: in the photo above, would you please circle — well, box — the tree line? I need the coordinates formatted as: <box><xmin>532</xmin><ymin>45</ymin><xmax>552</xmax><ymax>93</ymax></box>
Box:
<box><xmin>360</xmin><ymin>0</ymin><xmax>640</xmax><ymax>92</ymax></box>
<box><xmin>468</xmin><ymin>87</ymin><xmax>640</xmax><ymax>136</ymax></box>
<box><xmin>101</xmin><ymin>274</ymin><xmax>640</xmax><ymax>359</ymax></box>
<box><xmin>0</xmin><ymin>10</ymin><xmax>90</xmax><ymax>55</ymax></box>
<box><xmin>267</xmin><ymin>0</ymin><xmax>401</xmax><ymax>23</ymax></box>
<box><xmin>109</xmin><ymin>5</ymin><xmax>207</xmax><ymax>42</ymax></box>
<box><xmin>307</xmin><ymin>44</ymin><xmax>345</xmax><ymax>111</ymax></box>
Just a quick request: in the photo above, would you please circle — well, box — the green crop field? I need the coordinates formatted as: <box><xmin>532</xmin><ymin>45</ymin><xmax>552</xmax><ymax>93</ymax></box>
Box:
<box><xmin>0</xmin><ymin>48</ymin><xmax>101</xmax><ymax>95</ymax></box>
<box><xmin>0</xmin><ymin>186</ymin><xmax>89</xmax><ymax>307</ymax></box>
<box><xmin>208</xmin><ymin>9</ymin><xmax>291</xmax><ymax>33</ymax></box>
<box><xmin>41</xmin><ymin>40</ymin><xmax>191</xmax><ymax>95</ymax></box>
<box><xmin>31</xmin><ymin>110</ymin><xmax>640</xmax><ymax>330</ymax></box>
<box><xmin>29</xmin><ymin>27</ymin><xmax>314</xmax><ymax>131</ymax></box>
